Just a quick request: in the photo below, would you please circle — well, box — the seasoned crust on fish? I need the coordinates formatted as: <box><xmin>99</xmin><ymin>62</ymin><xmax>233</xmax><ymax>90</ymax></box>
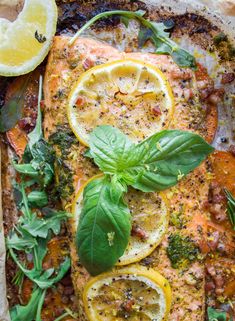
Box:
<box><xmin>43</xmin><ymin>35</ymin><xmax>218</xmax><ymax>320</ymax></box>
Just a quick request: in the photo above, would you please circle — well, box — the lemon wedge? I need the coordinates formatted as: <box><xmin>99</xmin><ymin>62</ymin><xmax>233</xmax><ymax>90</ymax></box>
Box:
<box><xmin>0</xmin><ymin>0</ymin><xmax>57</xmax><ymax>76</ymax></box>
<box><xmin>83</xmin><ymin>266</ymin><xmax>172</xmax><ymax>321</ymax></box>
<box><xmin>67</xmin><ymin>59</ymin><xmax>175</xmax><ymax>146</ymax></box>
<box><xmin>72</xmin><ymin>175</ymin><xmax>169</xmax><ymax>266</ymax></box>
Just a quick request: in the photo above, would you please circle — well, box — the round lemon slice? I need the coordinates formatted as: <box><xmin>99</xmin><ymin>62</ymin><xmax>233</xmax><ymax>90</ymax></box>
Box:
<box><xmin>67</xmin><ymin>59</ymin><xmax>175</xmax><ymax>146</ymax></box>
<box><xmin>83</xmin><ymin>266</ymin><xmax>172</xmax><ymax>321</ymax></box>
<box><xmin>72</xmin><ymin>175</ymin><xmax>169</xmax><ymax>266</ymax></box>
<box><xmin>0</xmin><ymin>0</ymin><xmax>57</xmax><ymax>76</ymax></box>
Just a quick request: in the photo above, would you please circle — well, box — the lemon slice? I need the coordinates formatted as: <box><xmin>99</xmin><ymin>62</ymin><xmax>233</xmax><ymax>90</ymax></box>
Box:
<box><xmin>83</xmin><ymin>266</ymin><xmax>172</xmax><ymax>321</ymax></box>
<box><xmin>67</xmin><ymin>59</ymin><xmax>175</xmax><ymax>146</ymax></box>
<box><xmin>72</xmin><ymin>175</ymin><xmax>169</xmax><ymax>266</ymax></box>
<box><xmin>0</xmin><ymin>0</ymin><xmax>57</xmax><ymax>76</ymax></box>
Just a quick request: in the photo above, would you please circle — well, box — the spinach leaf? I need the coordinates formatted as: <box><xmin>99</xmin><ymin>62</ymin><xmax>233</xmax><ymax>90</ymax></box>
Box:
<box><xmin>207</xmin><ymin>307</ymin><xmax>227</xmax><ymax>321</ymax></box>
<box><xmin>76</xmin><ymin>176</ymin><xmax>131</xmax><ymax>275</ymax></box>
<box><xmin>10</xmin><ymin>288</ymin><xmax>45</xmax><ymax>321</ymax></box>
<box><xmin>225</xmin><ymin>189</ymin><xmax>235</xmax><ymax>229</ymax></box>
<box><xmin>0</xmin><ymin>75</ymin><xmax>30</xmax><ymax>132</ymax></box>
<box><xmin>88</xmin><ymin>126</ymin><xmax>214</xmax><ymax>192</ymax></box>
<box><xmin>69</xmin><ymin>10</ymin><xmax>196</xmax><ymax>69</ymax></box>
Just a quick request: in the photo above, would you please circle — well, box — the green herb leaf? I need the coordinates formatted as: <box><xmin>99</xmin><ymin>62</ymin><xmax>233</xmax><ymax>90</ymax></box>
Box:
<box><xmin>13</xmin><ymin>163</ymin><xmax>39</xmax><ymax>177</ymax></box>
<box><xmin>10</xmin><ymin>288</ymin><xmax>45</xmax><ymax>321</ymax></box>
<box><xmin>224</xmin><ymin>189</ymin><xmax>235</xmax><ymax>229</ymax></box>
<box><xmin>207</xmin><ymin>307</ymin><xmax>227</xmax><ymax>321</ymax></box>
<box><xmin>76</xmin><ymin>176</ymin><xmax>131</xmax><ymax>275</ymax></box>
<box><xmin>69</xmin><ymin>10</ymin><xmax>196</xmax><ymax>69</ymax></box>
<box><xmin>89</xmin><ymin>126</ymin><xmax>214</xmax><ymax>192</ymax></box>
<box><xmin>27</xmin><ymin>190</ymin><xmax>48</xmax><ymax>208</ymax></box>
<box><xmin>28</xmin><ymin>75</ymin><xmax>43</xmax><ymax>149</ymax></box>
<box><xmin>20</xmin><ymin>211</ymin><xmax>69</xmax><ymax>238</ymax></box>
<box><xmin>6</xmin><ymin>231</ymin><xmax>37</xmax><ymax>251</ymax></box>
<box><xmin>0</xmin><ymin>76</ymin><xmax>30</xmax><ymax>132</ymax></box>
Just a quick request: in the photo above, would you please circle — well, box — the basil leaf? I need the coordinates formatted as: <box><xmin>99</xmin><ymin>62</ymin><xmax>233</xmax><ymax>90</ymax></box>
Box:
<box><xmin>76</xmin><ymin>176</ymin><xmax>131</xmax><ymax>275</ymax></box>
<box><xmin>89</xmin><ymin>125</ymin><xmax>137</xmax><ymax>174</ymax></box>
<box><xmin>0</xmin><ymin>76</ymin><xmax>30</xmax><ymax>133</ymax></box>
<box><xmin>131</xmin><ymin>129</ymin><xmax>214</xmax><ymax>192</ymax></box>
<box><xmin>69</xmin><ymin>10</ymin><xmax>196</xmax><ymax>69</ymax></box>
<box><xmin>27</xmin><ymin>191</ymin><xmax>48</xmax><ymax>208</ymax></box>
<box><xmin>10</xmin><ymin>288</ymin><xmax>45</xmax><ymax>321</ymax></box>
<box><xmin>224</xmin><ymin>189</ymin><xmax>235</xmax><ymax>229</ymax></box>
<box><xmin>89</xmin><ymin>126</ymin><xmax>214</xmax><ymax>192</ymax></box>
<box><xmin>207</xmin><ymin>307</ymin><xmax>227</xmax><ymax>321</ymax></box>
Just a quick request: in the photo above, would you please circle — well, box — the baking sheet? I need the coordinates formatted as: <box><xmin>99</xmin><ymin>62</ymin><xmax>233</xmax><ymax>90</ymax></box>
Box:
<box><xmin>0</xmin><ymin>1</ymin><xmax>234</xmax><ymax>320</ymax></box>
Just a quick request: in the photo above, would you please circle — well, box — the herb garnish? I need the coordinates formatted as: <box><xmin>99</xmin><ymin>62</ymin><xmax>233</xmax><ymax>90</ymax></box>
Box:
<box><xmin>69</xmin><ymin>10</ymin><xmax>196</xmax><ymax>69</ymax></box>
<box><xmin>207</xmin><ymin>307</ymin><xmax>227</xmax><ymax>321</ymax></box>
<box><xmin>6</xmin><ymin>76</ymin><xmax>70</xmax><ymax>321</ymax></box>
<box><xmin>224</xmin><ymin>189</ymin><xmax>235</xmax><ymax>229</ymax></box>
<box><xmin>166</xmin><ymin>234</ymin><xmax>199</xmax><ymax>269</ymax></box>
<box><xmin>76</xmin><ymin>125</ymin><xmax>214</xmax><ymax>275</ymax></box>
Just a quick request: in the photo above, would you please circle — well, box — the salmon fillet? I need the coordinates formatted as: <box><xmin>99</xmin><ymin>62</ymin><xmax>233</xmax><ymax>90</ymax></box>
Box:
<box><xmin>44</xmin><ymin>35</ymin><xmax>217</xmax><ymax>320</ymax></box>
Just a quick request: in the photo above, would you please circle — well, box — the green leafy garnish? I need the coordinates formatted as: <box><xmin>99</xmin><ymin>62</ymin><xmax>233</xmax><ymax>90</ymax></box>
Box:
<box><xmin>88</xmin><ymin>126</ymin><xmax>214</xmax><ymax>192</ymax></box>
<box><xmin>166</xmin><ymin>233</ymin><xmax>199</xmax><ymax>269</ymax></box>
<box><xmin>0</xmin><ymin>75</ymin><xmax>31</xmax><ymax>132</ymax></box>
<box><xmin>225</xmin><ymin>189</ymin><xmax>235</xmax><ymax>229</ymax></box>
<box><xmin>69</xmin><ymin>10</ymin><xmax>196</xmax><ymax>69</ymax></box>
<box><xmin>77</xmin><ymin>125</ymin><xmax>213</xmax><ymax>275</ymax></box>
<box><xmin>77</xmin><ymin>176</ymin><xmax>131</xmax><ymax>275</ymax></box>
<box><xmin>207</xmin><ymin>307</ymin><xmax>227</xmax><ymax>321</ymax></box>
<box><xmin>7</xmin><ymin>76</ymin><xmax>70</xmax><ymax>321</ymax></box>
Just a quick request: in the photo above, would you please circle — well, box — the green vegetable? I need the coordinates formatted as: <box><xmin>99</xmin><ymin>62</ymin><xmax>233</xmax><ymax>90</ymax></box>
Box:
<box><xmin>166</xmin><ymin>233</ymin><xmax>199</xmax><ymax>269</ymax></box>
<box><xmin>207</xmin><ymin>307</ymin><xmax>227</xmax><ymax>321</ymax></box>
<box><xmin>10</xmin><ymin>287</ymin><xmax>46</xmax><ymax>321</ymax></box>
<box><xmin>27</xmin><ymin>190</ymin><xmax>48</xmax><ymax>208</ymax></box>
<box><xmin>69</xmin><ymin>10</ymin><xmax>196</xmax><ymax>69</ymax></box>
<box><xmin>88</xmin><ymin>126</ymin><xmax>214</xmax><ymax>192</ymax></box>
<box><xmin>0</xmin><ymin>75</ymin><xmax>31</xmax><ymax>132</ymax></box>
<box><xmin>224</xmin><ymin>189</ymin><xmax>235</xmax><ymax>229</ymax></box>
<box><xmin>8</xmin><ymin>76</ymin><xmax>71</xmax><ymax>321</ymax></box>
<box><xmin>77</xmin><ymin>176</ymin><xmax>131</xmax><ymax>275</ymax></box>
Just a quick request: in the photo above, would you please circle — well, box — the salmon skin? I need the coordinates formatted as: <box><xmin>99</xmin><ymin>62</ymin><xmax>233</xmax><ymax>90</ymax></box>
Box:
<box><xmin>44</xmin><ymin>36</ymin><xmax>217</xmax><ymax>320</ymax></box>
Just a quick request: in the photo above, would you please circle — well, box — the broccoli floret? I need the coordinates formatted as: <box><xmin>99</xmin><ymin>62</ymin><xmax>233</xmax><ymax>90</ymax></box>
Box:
<box><xmin>167</xmin><ymin>233</ymin><xmax>199</xmax><ymax>269</ymax></box>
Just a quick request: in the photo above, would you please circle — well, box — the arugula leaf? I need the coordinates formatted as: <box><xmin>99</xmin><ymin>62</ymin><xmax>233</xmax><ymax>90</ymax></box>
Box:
<box><xmin>6</xmin><ymin>231</ymin><xmax>37</xmax><ymax>251</ymax></box>
<box><xmin>20</xmin><ymin>211</ymin><xmax>69</xmax><ymax>238</ymax></box>
<box><xmin>224</xmin><ymin>189</ymin><xmax>235</xmax><ymax>229</ymax></box>
<box><xmin>28</xmin><ymin>75</ymin><xmax>43</xmax><ymax>149</ymax></box>
<box><xmin>207</xmin><ymin>307</ymin><xmax>227</xmax><ymax>321</ymax></box>
<box><xmin>10</xmin><ymin>287</ymin><xmax>45</xmax><ymax>321</ymax></box>
<box><xmin>27</xmin><ymin>190</ymin><xmax>48</xmax><ymax>208</ymax></box>
<box><xmin>76</xmin><ymin>176</ymin><xmax>131</xmax><ymax>275</ymax></box>
<box><xmin>69</xmin><ymin>10</ymin><xmax>196</xmax><ymax>69</ymax></box>
<box><xmin>0</xmin><ymin>75</ymin><xmax>31</xmax><ymax>132</ymax></box>
<box><xmin>88</xmin><ymin>126</ymin><xmax>214</xmax><ymax>192</ymax></box>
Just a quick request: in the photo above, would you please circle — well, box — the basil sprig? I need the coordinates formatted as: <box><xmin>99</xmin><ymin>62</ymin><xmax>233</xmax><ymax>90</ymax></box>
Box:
<box><xmin>69</xmin><ymin>10</ymin><xmax>196</xmax><ymax>69</ymax></box>
<box><xmin>77</xmin><ymin>125</ymin><xmax>214</xmax><ymax>275</ymax></box>
<box><xmin>225</xmin><ymin>189</ymin><xmax>235</xmax><ymax>229</ymax></box>
<box><xmin>77</xmin><ymin>176</ymin><xmax>131</xmax><ymax>275</ymax></box>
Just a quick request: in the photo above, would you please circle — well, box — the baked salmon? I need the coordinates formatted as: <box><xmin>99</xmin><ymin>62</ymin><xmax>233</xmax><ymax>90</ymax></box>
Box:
<box><xmin>43</xmin><ymin>35</ymin><xmax>218</xmax><ymax>321</ymax></box>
